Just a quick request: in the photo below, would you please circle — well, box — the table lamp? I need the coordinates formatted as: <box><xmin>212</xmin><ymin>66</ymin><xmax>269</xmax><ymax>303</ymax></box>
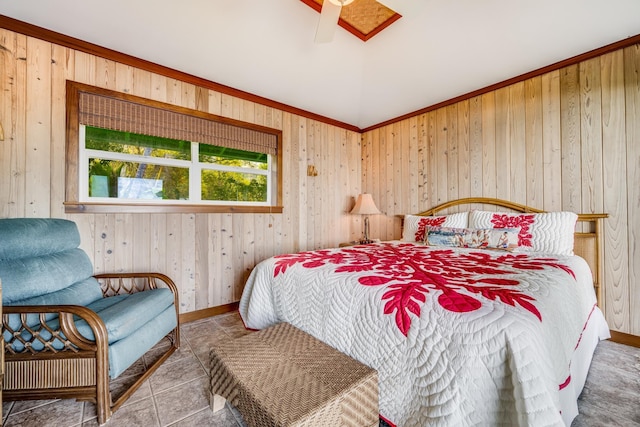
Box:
<box><xmin>350</xmin><ymin>193</ymin><xmax>380</xmax><ymax>244</ymax></box>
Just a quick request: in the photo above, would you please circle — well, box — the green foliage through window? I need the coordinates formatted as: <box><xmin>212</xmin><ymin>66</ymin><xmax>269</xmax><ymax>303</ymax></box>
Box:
<box><xmin>85</xmin><ymin>126</ymin><xmax>270</xmax><ymax>204</ymax></box>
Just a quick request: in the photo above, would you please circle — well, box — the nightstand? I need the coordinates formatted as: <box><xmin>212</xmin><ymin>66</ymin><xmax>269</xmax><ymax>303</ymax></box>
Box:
<box><xmin>339</xmin><ymin>239</ymin><xmax>381</xmax><ymax>247</ymax></box>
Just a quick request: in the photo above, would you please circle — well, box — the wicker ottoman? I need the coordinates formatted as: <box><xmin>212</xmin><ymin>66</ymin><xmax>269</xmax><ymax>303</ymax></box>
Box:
<box><xmin>209</xmin><ymin>322</ymin><xmax>379</xmax><ymax>427</ymax></box>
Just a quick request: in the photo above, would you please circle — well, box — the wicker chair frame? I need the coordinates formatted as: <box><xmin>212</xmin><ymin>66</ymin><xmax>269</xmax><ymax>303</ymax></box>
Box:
<box><xmin>2</xmin><ymin>272</ymin><xmax>180</xmax><ymax>425</ymax></box>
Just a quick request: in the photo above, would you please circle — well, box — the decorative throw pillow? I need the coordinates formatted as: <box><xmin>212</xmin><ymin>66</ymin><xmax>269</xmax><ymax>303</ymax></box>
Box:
<box><xmin>468</xmin><ymin>210</ymin><xmax>578</xmax><ymax>255</ymax></box>
<box><xmin>426</xmin><ymin>226</ymin><xmax>520</xmax><ymax>250</ymax></box>
<box><xmin>475</xmin><ymin>227</ymin><xmax>520</xmax><ymax>250</ymax></box>
<box><xmin>402</xmin><ymin>212</ymin><xmax>469</xmax><ymax>242</ymax></box>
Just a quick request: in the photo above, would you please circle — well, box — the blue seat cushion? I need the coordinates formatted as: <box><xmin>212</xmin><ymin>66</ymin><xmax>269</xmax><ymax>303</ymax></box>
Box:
<box><xmin>3</xmin><ymin>278</ymin><xmax>104</xmax><ymax>333</ymax></box>
<box><xmin>108</xmin><ymin>306</ymin><xmax>177</xmax><ymax>378</ymax></box>
<box><xmin>4</xmin><ymin>288</ymin><xmax>177</xmax><ymax>362</ymax></box>
<box><xmin>81</xmin><ymin>288</ymin><xmax>175</xmax><ymax>343</ymax></box>
<box><xmin>4</xmin><ymin>288</ymin><xmax>175</xmax><ymax>354</ymax></box>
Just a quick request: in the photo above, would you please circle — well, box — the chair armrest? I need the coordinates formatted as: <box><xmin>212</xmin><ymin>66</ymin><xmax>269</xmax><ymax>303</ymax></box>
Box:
<box><xmin>94</xmin><ymin>272</ymin><xmax>178</xmax><ymax>297</ymax></box>
<box><xmin>3</xmin><ymin>305</ymin><xmax>109</xmax><ymax>356</ymax></box>
<box><xmin>94</xmin><ymin>273</ymin><xmax>179</xmax><ymax>316</ymax></box>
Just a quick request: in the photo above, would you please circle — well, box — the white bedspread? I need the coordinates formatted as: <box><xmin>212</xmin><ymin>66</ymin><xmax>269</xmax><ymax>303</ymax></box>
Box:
<box><xmin>239</xmin><ymin>241</ymin><xmax>603</xmax><ymax>426</ymax></box>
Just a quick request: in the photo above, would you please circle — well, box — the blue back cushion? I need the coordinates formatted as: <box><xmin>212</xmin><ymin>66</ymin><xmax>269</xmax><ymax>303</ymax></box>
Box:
<box><xmin>0</xmin><ymin>218</ymin><xmax>99</xmax><ymax>305</ymax></box>
<box><xmin>0</xmin><ymin>218</ymin><xmax>80</xmax><ymax>260</ymax></box>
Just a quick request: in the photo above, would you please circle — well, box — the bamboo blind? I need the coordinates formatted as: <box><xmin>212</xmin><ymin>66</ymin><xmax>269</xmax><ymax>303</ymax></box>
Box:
<box><xmin>79</xmin><ymin>92</ymin><xmax>277</xmax><ymax>155</ymax></box>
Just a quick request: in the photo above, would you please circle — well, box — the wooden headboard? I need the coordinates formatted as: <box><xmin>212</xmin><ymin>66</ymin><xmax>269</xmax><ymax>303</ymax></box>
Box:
<box><xmin>417</xmin><ymin>197</ymin><xmax>608</xmax><ymax>308</ymax></box>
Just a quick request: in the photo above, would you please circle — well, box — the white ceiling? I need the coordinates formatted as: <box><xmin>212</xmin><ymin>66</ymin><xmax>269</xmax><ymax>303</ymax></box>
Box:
<box><xmin>1</xmin><ymin>0</ymin><xmax>639</xmax><ymax>129</ymax></box>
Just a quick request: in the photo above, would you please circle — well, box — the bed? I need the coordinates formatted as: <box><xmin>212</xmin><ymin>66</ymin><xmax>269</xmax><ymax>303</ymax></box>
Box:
<box><xmin>239</xmin><ymin>198</ymin><xmax>610</xmax><ymax>427</ymax></box>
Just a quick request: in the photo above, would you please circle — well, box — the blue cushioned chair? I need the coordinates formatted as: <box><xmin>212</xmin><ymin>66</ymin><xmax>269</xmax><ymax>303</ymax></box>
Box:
<box><xmin>0</xmin><ymin>218</ymin><xmax>180</xmax><ymax>424</ymax></box>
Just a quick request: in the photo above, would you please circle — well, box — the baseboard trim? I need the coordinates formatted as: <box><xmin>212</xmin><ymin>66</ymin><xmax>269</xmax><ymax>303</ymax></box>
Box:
<box><xmin>609</xmin><ymin>330</ymin><xmax>640</xmax><ymax>348</ymax></box>
<box><xmin>179</xmin><ymin>302</ymin><xmax>239</xmax><ymax>324</ymax></box>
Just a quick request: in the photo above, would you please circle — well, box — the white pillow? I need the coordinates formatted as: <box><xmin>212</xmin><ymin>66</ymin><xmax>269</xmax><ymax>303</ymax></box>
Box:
<box><xmin>402</xmin><ymin>212</ymin><xmax>469</xmax><ymax>242</ymax></box>
<box><xmin>468</xmin><ymin>210</ymin><xmax>578</xmax><ymax>255</ymax></box>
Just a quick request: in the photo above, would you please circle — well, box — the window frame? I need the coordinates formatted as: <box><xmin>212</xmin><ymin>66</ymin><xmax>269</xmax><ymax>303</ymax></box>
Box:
<box><xmin>65</xmin><ymin>81</ymin><xmax>283</xmax><ymax>214</ymax></box>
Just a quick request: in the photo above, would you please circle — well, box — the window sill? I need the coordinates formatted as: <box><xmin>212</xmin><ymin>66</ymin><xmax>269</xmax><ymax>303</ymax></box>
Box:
<box><xmin>64</xmin><ymin>202</ymin><xmax>283</xmax><ymax>214</ymax></box>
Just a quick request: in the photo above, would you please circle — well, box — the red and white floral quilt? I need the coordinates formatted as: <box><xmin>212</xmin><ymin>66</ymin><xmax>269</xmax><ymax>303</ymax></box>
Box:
<box><xmin>239</xmin><ymin>241</ymin><xmax>599</xmax><ymax>426</ymax></box>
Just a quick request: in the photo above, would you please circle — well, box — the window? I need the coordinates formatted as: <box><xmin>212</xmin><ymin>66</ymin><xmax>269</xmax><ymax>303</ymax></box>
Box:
<box><xmin>65</xmin><ymin>82</ymin><xmax>282</xmax><ymax>213</ymax></box>
<box><xmin>83</xmin><ymin>126</ymin><xmax>271</xmax><ymax>204</ymax></box>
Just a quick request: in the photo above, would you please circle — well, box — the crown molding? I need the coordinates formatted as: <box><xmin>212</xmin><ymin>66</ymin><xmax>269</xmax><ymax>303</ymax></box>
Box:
<box><xmin>0</xmin><ymin>15</ymin><xmax>361</xmax><ymax>133</ymax></box>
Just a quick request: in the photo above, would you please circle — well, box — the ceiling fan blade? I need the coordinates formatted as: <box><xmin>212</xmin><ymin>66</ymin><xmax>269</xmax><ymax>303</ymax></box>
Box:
<box><xmin>315</xmin><ymin>1</ymin><xmax>342</xmax><ymax>43</ymax></box>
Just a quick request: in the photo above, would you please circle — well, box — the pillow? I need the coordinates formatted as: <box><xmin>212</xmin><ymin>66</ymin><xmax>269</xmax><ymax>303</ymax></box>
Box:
<box><xmin>402</xmin><ymin>212</ymin><xmax>468</xmax><ymax>242</ymax></box>
<box><xmin>426</xmin><ymin>226</ymin><xmax>520</xmax><ymax>250</ymax></box>
<box><xmin>468</xmin><ymin>210</ymin><xmax>578</xmax><ymax>255</ymax></box>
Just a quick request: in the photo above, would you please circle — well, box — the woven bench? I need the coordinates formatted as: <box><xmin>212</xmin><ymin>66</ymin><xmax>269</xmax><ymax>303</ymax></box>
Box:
<box><xmin>209</xmin><ymin>322</ymin><xmax>379</xmax><ymax>427</ymax></box>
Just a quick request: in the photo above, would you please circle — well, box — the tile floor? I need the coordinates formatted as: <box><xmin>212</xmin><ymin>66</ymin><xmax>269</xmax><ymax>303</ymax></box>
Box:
<box><xmin>2</xmin><ymin>311</ymin><xmax>639</xmax><ymax>427</ymax></box>
<box><xmin>2</xmin><ymin>311</ymin><xmax>251</xmax><ymax>427</ymax></box>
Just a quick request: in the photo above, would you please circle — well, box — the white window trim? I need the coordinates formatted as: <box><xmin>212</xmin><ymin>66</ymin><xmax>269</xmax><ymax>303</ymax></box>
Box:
<box><xmin>79</xmin><ymin>125</ymin><xmax>273</xmax><ymax>206</ymax></box>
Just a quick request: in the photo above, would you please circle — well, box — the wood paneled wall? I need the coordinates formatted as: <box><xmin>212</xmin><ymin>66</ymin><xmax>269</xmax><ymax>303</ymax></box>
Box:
<box><xmin>1</xmin><ymin>26</ymin><xmax>639</xmax><ymax>336</ymax></box>
<box><xmin>0</xmin><ymin>29</ymin><xmax>363</xmax><ymax>313</ymax></box>
<box><xmin>362</xmin><ymin>44</ymin><xmax>640</xmax><ymax>336</ymax></box>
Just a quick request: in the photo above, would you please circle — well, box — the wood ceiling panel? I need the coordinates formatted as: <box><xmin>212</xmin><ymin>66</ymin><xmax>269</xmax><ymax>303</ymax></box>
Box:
<box><xmin>301</xmin><ymin>0</ymin><xmax>402</xmax><ymax>41</ymax></box>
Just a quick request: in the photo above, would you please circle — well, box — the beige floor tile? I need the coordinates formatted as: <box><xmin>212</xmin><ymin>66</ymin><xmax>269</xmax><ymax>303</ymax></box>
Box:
<box><xmin>117</xmin><ymin>377</ymin><xmax>155</xmax><ymax>407</ymax></box>
<box><xmin>222</xmin><ymin>323</ymin><xmax>253</xmax><ymax>339</ymax></box>
<box><xmin>117</xmin><ymin>356</ymin><xmax>147</xmax><ymax>379</ymax></box>
<box><xmin>3</xmin><ymin>313</ymin><xmax>637</xmax><ymax>427</ymax></box>
<box><xmin>81</xmin><ymin>403</ymin><xmax>98</xmax><ymax>425</ymax></box>
<box><xmin>4</xmin><ymin>399</ymin><xmax>59</xmax><ymax>416</ymax></box>
<box><xmin>213</xmin><ymin>312</ymin><xmax>244</xmax><ymax>329</ymax></box>
<box><xmin>145</xmin><ymin>341</ymin><xmax>197</xmax><ymax>368</ymax></box>
<box><xmin>80</xmin><ymin>377</ymin><xmax>154</xmax><ymax>424</ymax></box>
<box><xmin>186</xmin><ymin>329</ymin><xmax>235</xmax><ymax>369</ymax></box>
<box><xmin>82</xmin><ymin>397</ymin><xmax>160</xmax><ymax>427</ymax></box>
<box><xmin>181</xmin><ymin>319</ymin><xmax>228</xmax><ymax>342</ymax></box>
<box><xmin>2</xmin><ymin>401</ymin><xmax>13</xmax><ymax>423</ymax></box>
<box><xmin>4</xmin><ymin>398</ymin><xmax>83</xmax><ymax>427</ymax></box>
<box><xmin>149</xmin><ymin>352</ymin><xmax>207</xmax><ymax>394</ymax></box>
<box><xmin>154</xmin><ymin>375</ymin><xmax>211</xmax><ymax>426</ymax></box>
<box><xmin>167</xmin><ymin>405</ymin><xmax>240</xmax><ymax>427</ymax></box>
<box><xmin>146</xmin><ymin>338</ymin><xmax>181</xmax><ymax>366</ymax></box>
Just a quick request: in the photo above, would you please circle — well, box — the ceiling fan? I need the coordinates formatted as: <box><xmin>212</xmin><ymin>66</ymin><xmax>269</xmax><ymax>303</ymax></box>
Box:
<box><xmin>314</xmin><ymin>0</ymin><xmax>402</xmax><ymax>43</ymax></box>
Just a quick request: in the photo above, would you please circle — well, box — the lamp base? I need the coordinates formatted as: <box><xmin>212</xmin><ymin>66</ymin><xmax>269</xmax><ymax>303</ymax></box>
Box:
<box><xmin>357</xmin><ymin>238</ymin><xmax>381</xmax><ymax>245</ymax></box>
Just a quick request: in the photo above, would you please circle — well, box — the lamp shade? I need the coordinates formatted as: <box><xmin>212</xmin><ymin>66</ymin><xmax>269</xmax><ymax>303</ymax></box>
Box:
<box><xmin>350</xmin><ymin>194</ymin><xmax>380</xmax><ymax>215</ymax></box>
